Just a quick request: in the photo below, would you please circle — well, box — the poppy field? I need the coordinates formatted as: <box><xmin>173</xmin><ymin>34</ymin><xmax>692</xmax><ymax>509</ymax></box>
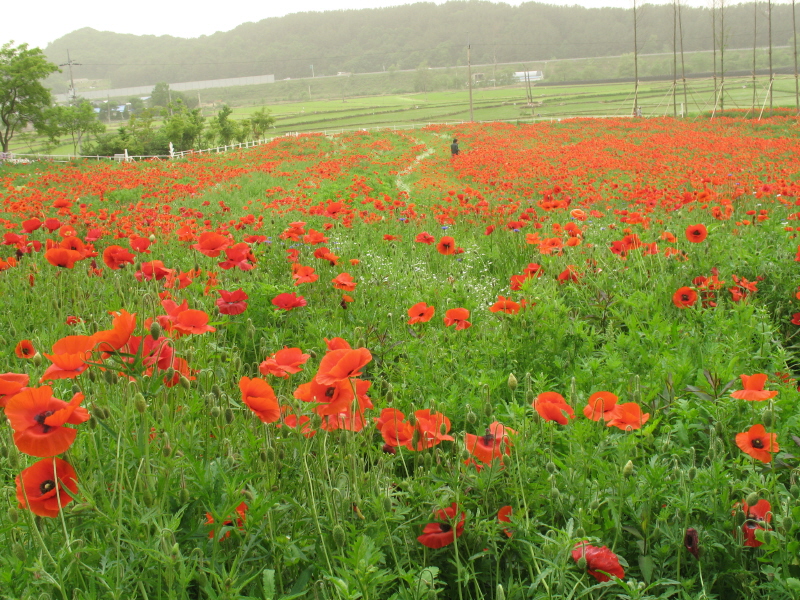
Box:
<box><xmin>2</xmin><ymin>116</ymin><xmax>800</xmax><ymax>600</ymax></box>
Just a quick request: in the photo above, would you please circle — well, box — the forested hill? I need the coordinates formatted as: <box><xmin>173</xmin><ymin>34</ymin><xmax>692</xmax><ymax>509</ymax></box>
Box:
<box><xmin>43</xmin><ymin>1</ymin><xmax>796</xmax><ymax>91</ymax></box>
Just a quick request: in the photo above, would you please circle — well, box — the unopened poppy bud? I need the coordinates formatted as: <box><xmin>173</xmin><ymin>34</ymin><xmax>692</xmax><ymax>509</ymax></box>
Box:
<box><xmin>103</xmin><ymin>369</ymin><xmax>117</xmax><ymax>385</ymax></box>
<box><xmin>484</xmin><ymin>401</ymin><xmax>493</xmax><ymax>418</ymax></box>
<box><xmin>550</xmin><ymin>487</ymin><xmax>561</xmax><ymax>500</ymax></box>
<box><xmin>7</xmin><ymin>507</ymin><xmax>19</xmax><ymax>523</ymax></box>
<box><xmin>427</xmin><ymin>590</ymin><xmax>437</xmax><ymax>600</ymax></box>
<box><xmin>508</xmin><ymin>373</ymin><xmax>518</xmax><ymax>392</ymax></box>
<box><xmin>734</xmin><ymin>509</ymin><xmax>746</xmax><ymax>527</ymax></box>
<box><xmin>525</xmin><ymin>389</ymin><xmax>535</xmax><ymax>405</ymax></box>
<box><xmin>574</xmin><ymin>527</ymin><xmax>586</xmax><ymax>539</ymax></box>
<box><xmin>211</xmin><ymin>384</ymin><xmax>222</xmax><ymax>400</ymax></box>
<box><xmin>179</xmin><ymin>376</ymin><xmax>191</xmax><ymax>389</ymax></box>
<box><xmin>163</xmin><ymin>445</ymin><xmax>173</xmax><ymax>458</ymax></box>
<box><xmin>246</xmin><ymin>319</ymin><xmax>255</xmax><ymax>338</ymax></box>
<box><xmin>782</xmin><ymin>516</ymin><xmax>794</xmax><ymax>532</ymax></box>
<box><xmin>332</xmin><ymin>524</ymin><xmax>346</xmax><ymax>548</ymax></box>
<box><xmin>762</xmin><ymin>409</ymin><xmax>774</xmax><ymax>428</ymax></box>
<box><xmin>210</xmin><ymin>407</ymin><xmax>221</xmax><ymax>419</ymax></box>
<box><xmin>179</xmin><ymin>487</ymin><xmax>190</xmax><ymax>505</ymax></box>
<box><xmin>72</xmin><ymin>383</ymin><xmax>81</xmax><ymax>395</ymax></box>
<box><xmin>411</xmin><ymin>428</ymin><xmax>421</xmax><ymax>448</ymax></box>
<box><xmin>382</xmin><ymin>496</ymin><xmax>393</xmax><ymax>513</ymax></box>
<box><xmin>92</xmin><ymin>406</ymin><xmax>106</xmax><ymax>420</ymax></box>
<box><xmin>259</xmin><ymin>449</ymin><xmax>268</xmax><ymax>462</ymax></box>
<box><xmin>195</xmin><ymin>571</ymin><xmax>208</xmax><ymax>586</ymax></box>
<box><xmin>746</xmin><ymin>492</ymin><xmax>760</xmax><ymax>506</ymax></box>
<box><xmin>792</xmin><ymin>484</ymin><xmax>800</xmax><ymax>498</ymax></box>
<box><xmin>265</xmin><ymin>447</ymin><xmax>276</xmax><ymax>463</ymax></box>
<box><xmin>466</xmin><ymin>409</ymin><xmax>477</xmax><ymax>424</ymax></box>
<box><xmin>224</xmin><ymin>408</ymin><xmax>234</xmax><ymax>424</ymax></box>
<box><xmin>88</xmin><ymin>368</ymin><xmax>97</xmax><ymax>382</ymax></box>
<box><xmin>589</xmin><ymin>499</ymin><xmax>600</xmax><ymax>511</ymax></box>
<box><xmin>32</xmin><ymin>352</ymin><xmax>42</xmax><ymax>366</ymax></box>
<box><xmin>460</xmin><ymin>448</ymin><xmax>471</xmax><ymax>461</ymax></box>
<box><xmin>171</xmin><ymin>543</ymin><xmax>181</xmax><ymax>561</ymax></box>
<box><xmin>231</xmin><ymin>356</ymin><xmax>241</xmax><ymax>371</ymax></box>
<box><xmin>687</xmin><ymin>467</ymin><xmax>697</xmax><ymax>481</ymax></box>
<box><xmin>150</xmin><ymin>321</ymin><xmax>161</xmax><ymax>340</ymax></box>
<box><xmin>496</xmin><ymin>584</ymin><xmax>506</xmax><ymax>600</ymax></box>
<box><xmin>545</xmin><ymin>461</ymin><xmax>557</xmax><ymax>473</ymax></box>
<box><xmin>576</xmin><ymin>556</ymin><xmax>587</xmax><ymax>570</ymax></box>
<box><xmin>134</xmin><ymin>393</ymin><xmax>147</xmax><ymax>413</ymax></box>
<box><xmin>12</xmin><ymin>542</ymin><xmax>26</xmax><ymax>562</ymax></box>
<box><xmin>149</xmin><ymin>234</ymin><xmax>156</xmax><ymax>242</ymax></box>
<box><xmin>623</xmin><ymin>460</ymin><xmax>634</xmax><ymax>477</ymax></box>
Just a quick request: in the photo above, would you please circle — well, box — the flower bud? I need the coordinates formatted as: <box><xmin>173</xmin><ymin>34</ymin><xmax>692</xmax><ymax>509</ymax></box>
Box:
<box><xmin>791</xmin><ymin>484</ymin><xmax>800</xmax><ymax>499</ymax></box>
<box><xmin>179</xmin><ymin>487</ymin><xmax>190</xmax><ymax>505</ymax></box>
<box><xmin>746</xmin><ymin>492</ymin><xmax>759</xmax><ymax>507</ymax></box>
<box><xmin>496</xmin><ymin>584</ymin><xmax>506</xmax><ymax>600</ymax></box>
<box><xmin>162</xmin><ymin>445</ymin><xmax>173</xmax><ymax>458</ymax></box>
<box><xmin>734</xmin><ymin>509</ymin><xmax>746</xmax><ymax>527</ymax></box>
<box><xmin>134</xmin><ymin>393</ymin><xmax>147</xmax><ymax>414</ymax></box>
<box><xmin>150</xmin><ymin>321</ymin><xmax>161</xmax><ymax>340</ymax></box>
<box><xmin>576</xmin><ymin>556</ymin><xmax>587</xmax><ymax>570</ymax></box>
<box><xmin>12</xmin><ymin>542</ymin><xmax>26</xmax><ymax>562</ymax></box>
<box><xmin>466</xmin><ymin>409</ymin><xmax>477</xmax><ymax>425</ymax></box>
<box><xmin>623</xmin><ymin>460</ymin><xmax>634</xmax><ymax>477</ymax></box>
<box><xmin>32</xmin><ymin>352</ymin><xmax>42</xmax><ymax>366</ymax></box>
<box><xmin>507</xmin><ymin>373</ymin><xmax>518</xmax><ymax>392</ymax></box>
<box><xmin>589</xmin><ymin>499</ymin><xmax>600</xmax><ymax>511</ymax></box>
<box><xmin>179</xmin><ymin>376</ymin><xmax>191</xmax><ymax>389</ymax></box>
<box><xmin>525</xmin><ymin>389</ymin><xmax>535</xmax><ymax>405</ymax></box>
<box><xmin>7</xmin><ymin>507</ymin><xmax>19</xmax><ymax>524</ymax></box>
<box><xmin>545</xmin><ymin>461</ymin><xmax>557</xmax><ymax>474</ymax></box>
<box><xmin>382</xmin><ymin>496</ymin><xmax>393</xmax><ymax>513</ymax></box>
<box><xmin>762</xmin><ymin>409</ymin><xmax>774</xmax><ymax>428</ymax></box>
<box><xmin>782</xmin><ymin>516</ymin><xmax>794</xmax><ymax>532</ymax></box>
<box><xmin>224</xmin><ymin>408</ymin><xmax>234</xmax><ymax>424</ymax></box>
<box><xmin>687</xmin><ymin>467</ymin><xmax>697</xmax><ymax>481</ymax></box>
<box><xmin>332</xmin><ymin>524</ymin><xmax>347</xmax><ymax>548</ymax></box>
<box><xmin>210</xmin><ymin>407</ymin><xmax>221</xmax><ymax>419</ymax></box>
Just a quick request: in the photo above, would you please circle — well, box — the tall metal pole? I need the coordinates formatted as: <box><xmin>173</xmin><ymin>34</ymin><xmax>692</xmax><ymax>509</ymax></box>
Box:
<box><xmin>679</xmin><ymin>0</ymin><xmax>688</xmax><ymax>115</ymax></box>
<box><xmin>753</xmin><ymin>0</ymin><xmax>758</xmax><ymax>113</ymax></box>
<box><xmin>59</xmin><ymin>50</ymin><xmax>81</xmax><ymax>103</ymax></box>
<box><xmin>633</xmin><ymin>0</ymin><xmax>639</xmax><ymax>115</ymax></box>
<box><xmin>468</xmin><ymin>33</ymin><xmax>474</xmax><ymax>122</ymax></box>
<box><xmin>769</xmin><ymin>0</ymin><xmax>773</xmax><ymax>115</ymax></box>
<box><xmin>673</xmin><ymin>0</ymin><xmax>677</xmax><ymax>117</ymax></box>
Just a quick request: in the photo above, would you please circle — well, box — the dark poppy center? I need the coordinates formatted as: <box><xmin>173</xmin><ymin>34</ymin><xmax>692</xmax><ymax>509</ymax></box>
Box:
<box><xmin>34</xmin><ymin>411</ymin><xmax>54</xmax><ymax>433</ymax></box>
<box><xmin>325</xmin><ymin>387</ymin><xmax>336</xmax><ymax>398</ymax></box>
<box><xmin>751</xmin><ymin>439</ymin><xmax>764</xmax><ymax>449</ymax></box>
<box><xmin>481</xmin><ymin>433</ymin><xmax>496</xmax><ymax>446</ymax></box>
<box><xmin>681</xmin><ymin>294</ymin><xmax>691</xmax><ymax>302</ymax></box>
<box><xmin>439</xmin><ymin>523</ymin><xmax>451</xmax><ymax>533</ymax></box>
<box><xmin>39</xmin><ymin>479</ymin><xmax>56</xmax><ymax>494</ymax></box>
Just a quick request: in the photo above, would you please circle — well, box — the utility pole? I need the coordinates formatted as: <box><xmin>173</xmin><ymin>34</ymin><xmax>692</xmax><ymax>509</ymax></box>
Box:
<box><xmin>59</xmin><ymin>50</ymin><xmax>81</xmax><ymax>103</ymax></box>
<box><xmin>794</xmin><ymin>0</ymin><xmax>799</xmax><ymax>113</ymax></box>
<box><xmin>107</xmin><ymin>95</ymin><xmax>111</xmax><ymax>123</ymax></box>
<box><xmin>673</xmin><ymin>0</ymin><xmax>677</xmax><ymax>117</ymax></box>
<box><xmin>633</xmin><ymin>0</ymin><xmax>639</xmax><ymax>115</ymax></box>
<box><xmin>493</xmin><ymin>45</ymin><xmax>497</xmax><ymax>88</ymax></box>
<box><xmin>769</xmin><ymin>0</ymin><xmax>774</xmax><ymax>115</ymax></box>
<box><xmin>678</xmin><ymin>0</ymin><xmax>687</xmax><ymax>115</ymax></box>
<box><xmin>311</xmin><ymin>64</ymin><xmax>315</xmax><ymax>78</ymax></box>
<box><xmin>752</xmin><ymin>0</ymin><xmax>758</xmax><ymax>113</ymax></box>
<box><xmin>467</xmin><ymin>32</ymin><xmax>474</xmax><ymax>122</ymax></box>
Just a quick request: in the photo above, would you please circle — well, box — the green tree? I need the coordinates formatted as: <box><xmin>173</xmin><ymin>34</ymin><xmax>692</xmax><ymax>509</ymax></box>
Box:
<box><xmin>249</xmin><ymin>107</ymin><xmax>275</xmax><ymax>139</ymax></box>
<box><xmin>0</xmin><ymin>42</ymin><xmax>59</xmax><ymax>152</ymax></box>
<box><xmin>38</xmin><ymin>99</ymin><xmax>105</xmax><ymax>154</ymax></box>
<box><xmin>163</xmin><ymin>100</ymin><xmax>205</xmax><ymax>151</ymax></box>
<box><xmin>150</xmin><ymin>82</ymin><xmax>171</xmax><ymax>108</ymax></box>
<box><xmin>213</xmin><ymin>104</ymin><xmax>236</xmax><ymax>146</ymax></box>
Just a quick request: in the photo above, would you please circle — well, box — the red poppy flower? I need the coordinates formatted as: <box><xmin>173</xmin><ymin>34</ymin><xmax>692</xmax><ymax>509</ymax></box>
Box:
<box><xmin>792</xmin><ymin>313</ymin><xmax>800</xmax><ymax>326</ymax></box>
<box><xmin>582</xmin><ymin>391</ymin><xmax>618</xmax><ymax>421</ymax></box>
<box><xmin>216</xmin><ymin>288</ymin><xmax>249</xmax><ymax>316</ymax></box>
<box><xmin>92</xmin><ymin>309</ymin><xmax>136</xmax><ymax>354</ymax></box>
<box><xmin>44</xmin><ymin>248</ymin><xmax>83</xmax><ymax>269</ymax></box>
<box><xmin>16</xmin><ymin>457</ymin><xmax>79</xmax><ymax>518</ymax></box>
<box><xmin>557</xmin><ymin>265</ymin><xmax>581</xmax><ymax>284</ymax></box>
<box><xmin>464</xmin><ymin>421</ymin><xmax>515</xmax><ymax>465</ymax></box>
<box><xmin>572</xmin><ymin>542</ymin><xmax>625</xmax><ymax>582</ymax></box>
<box><xmin>417</xmin><ymin>503</ymin><xmax>465</xmax><ymax>549</ymax></box>
<box><xmin>192</xmin><ymin>231</ymin><xmax>230</xmax><ymax>258</ymax></box>
<box><xmin>730</xmin><ymin>374</ymin><xmax>778</xmax><ymax>401</ymax></box>
<box><xmin>375</xmin><ymin>408</ymin><xmax>415</xmax><ymax>448</ymax></box>
<box><xmin>407</xmin><ymin>302</ymin><xmax>435</xmax><ymax>324</ymax></box>
<box><xmin>684</xmin><ymin>528</ymin><xmax>700</xmax><ymax>559</ymax></box>
<box><xmin>497</xmin><ymin>505</ymin><xmax>513</xmax><ymax>538</ymax></box>
<box><xmin>672</xmin><ymin>286</ymin><xmax>698</xmax><ymax>309</ymax></box>
<box><xmin>605</xmin><ymin>402</ymin><xmax>650</xmax><ymax>431</ymax></box>
<box><xmin>444</xmin><ymin>308</ymin><xmax>471</xmax><ymax>330</ymax></box>
<box><xmin>219</xmin><ymin>242</ymin><xmax>257</xmax><ymax>271</ymax></box>
<box><xmin>315</xmin><ymin>347</ymin><xmax>372</xmax><ymax>385</ymax></box>
<box><xmin>292</xmin><ymin>265</ymin><xmax>318</xmax><ymax>286</ymax></box>
<box><xmin>22</xmin><ymin>217</ymin><xmax>41</xmax><ymax>233</ymax></box>
<box><xmin>135</xmin><ymin>260</ymin><xmax>175</xmax><ymax>282</ymax></box>
<box><xmin>259</xmin><ymin>347</ymin><xmax>310</xmax><ymax>378</ymax></box>
<box><xmin>15</xmin><ymin>339</ymin><xmax>35</xmax><ymax>359</ymax></box>
<box><xmin>736</xmin><ymin>499</ymin><xmax>772</xmax><ymax>547</ymax></box>
<box><xmin>533</xmin><ymin>392</ymin><xmax>575</xmax><ymax>425</ymax></box>
<box><xmin>415</xmin><ymin>232</ymin><xmax>435</xmax><ymax>244</ymax></box>
<box><xmin>41</xmin><ymin>335</ymin><xmax>95</xmax><ymax>381</ymax></box>
<box><xmin>735</xmin><ymin>424</ymin><xmax>779</xmax><ymax>463</ymax></box>
<box><xmin>102</xmin><ymin>245</ymin><xmax>136</xmax><ymax>270</ymax></box>
<box><xmin>5</xmin><ymin>386</ymin><xmax>89</xmax><ymax>457</ymax></box>
<box><xmin>65</xmin><ymin>316</ymin><xmax>82</xmax><ymax>326</ymax></box>
<box><xmin>436</xmin><ymin>236</ymin><xmax>456</xmax><ymax>255</ymax></box>
<box><xmin>685</xmin><ymin>223</ymin><xmax>708</xmax><ymax>243</ymax></box>
<box><xmin>278</xmin><ymin>406</ymin><xmax>316</xmax><ymax>438</ymax></box>
<box><xmin>171</xmin><ymin>309</ymin><xmax>215</xmax><ymax>336</ymax></box>
<box><xmin>0</xmin><ymin>372</ymin><xmax>29</xmax><ymax>407</ymax></box>
<box><xmin>331</xmin><ymin>273</ymin><xmax>357</xmax><ymax>291</ymax></box>
<box><xmin>206</xmin><ymin>501</ymin><xmax>248</xmax><ymax>540</ymax></box>
<box><xmin>239</xmin><ymin>376</ymin><xmax>280</xmax><ymax>423</ymax></box>
<box><xmin>489</xmin><ymin>296</ymin><xmax>520</xmax><ymax>314</ymax></box>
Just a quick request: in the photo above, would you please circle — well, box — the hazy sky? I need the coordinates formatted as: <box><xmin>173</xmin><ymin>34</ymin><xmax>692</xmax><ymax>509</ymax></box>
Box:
<box><xmin>5</xmin><ymin>0</ymin><xmax>729</xmax><ymax>50</ymax></box>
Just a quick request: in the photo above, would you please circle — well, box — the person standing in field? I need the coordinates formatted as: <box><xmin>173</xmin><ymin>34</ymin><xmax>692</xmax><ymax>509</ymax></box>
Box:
<box><xmin>450</xmin><ymin>138</ymin><xmax>459</xmax><ymax>158</ymax></box>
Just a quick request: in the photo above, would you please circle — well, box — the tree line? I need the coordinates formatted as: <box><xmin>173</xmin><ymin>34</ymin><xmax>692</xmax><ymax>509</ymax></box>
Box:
<box><xmin>42</xmin><ymin>1</ymin><xmax>800</xmax><ymax>91</ymax></box>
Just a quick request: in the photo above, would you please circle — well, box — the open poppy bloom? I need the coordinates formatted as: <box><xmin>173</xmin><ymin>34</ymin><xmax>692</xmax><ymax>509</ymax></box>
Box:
<box><xmin>672</xmin><ymin>286</ymin><xmax>698</xmax><ymax>309</ymax></box>
<box><xmin>415</xmin><ymin>231</ymin><xmax>435</xmax><ymax>244</ymax></box>
<box><xmin>417</xmin><ymin>503</ymin><xmax>465</xmax><ymax>549</ymax></box>
<box><xmin>489</xmin><ymin>296</ymin><xmax>521</xmax><ymax>315</ymax></box>
<box><xmin>216</xmin><ymin>288</ymin><xmax>249</xmax><ymax>316</ymax></box>
<box><xmin>582</xmin><ymin>391</ymin><xmax>618</xmax><ymax>421</ymax></box>
<box><xmin>685</xmin><ymin>223</ymin><xmax>708</xmax><ymax>243</ymax></box>
<box><xmin>206</xmin><ymin>501</ymin><xmax>248</xmax><ymax>540</ymax></box>
<box><xmin>259</xmin><ymin>347</ymin><xmax>310</xmax><ymax>378</ymax></box>
<box><xmin>92</xmin><ymin>309</ymin><xmax>136</xmax><ymax>354</ymax></box>
<box><xmin>15</xmin><ymin>339</ymin><xmax>35</xmax><ymax>359</ymax></box>
<box><xmin>736</xmin><ymin>499</ymin><xmax>772</xmax><ymax>547</ymax></box>
<box><xmin>272</xmin><ymin>292</ymin><xmax>307</xmax><ymax>311</ymax></box>
<box><xmin>730</xmin><ymin>374</ymin><xmax>778</xmax><ymax>401</ymax></box>
<box><xmin>464</xmin><ymin>421</ymin><xmax>515</xmax><ymax>466</ymax></box>
<box><xmin>41</xmin><ymin>335</ymin><xmax>95</xmax><ymax>381</ymax></box>
<box><xmin>239</xmin><ymin>376</ymin><xmax>280</xmax><ymax>423</ymax></box>
<box><xmin>436</xmin><ymin>236</ymin><xmax>456</xmax><ymax>255</ymax></box>
<box><xmin>16</xmin><ymin>457</ymin><xmax>79</xmax><ymax>518</ymax></box>
<box><xmin>219</xmin><ymin>242</ymin><xmax>257</xmax><ymax>271</ymax></box>
<box><xmin>736</xmin><ymin>424</ymin><xmax>779</xmax><ymax>463</ymax></box>
<box><xmin>557</xmin><ymin>265</ymin><xmax>581</xmax><ymax>284</ymax></box>
<box><xmin>444</xmin><ymin>308</ymin><xmax>471</xmax><ymax>330</ymax></box>
<box><xmin>533</xmin><ymin>392</ymin><xmax>575</xmax><ymax>425</ymax></box>
<box><xmin>0</xmin><ymin>372</ymin><xmax>29</xmax><ymax>407</ymax></box>
<box><xmin>315</xmin><ymin>347</ymin><xmax>372</xmax><ymax>385</ymax></box>
<box><xmin>605</xmin><ymin>402</ymin><xmax>650</xmax><ymax>431</ymax></box>
<box><xmin>292</xmin><ymin>265</ymin><xmax>318</xmax><ymax>286</ymax></box>
<box><xmin>192</xmin><ymin>231</ymin><xmax>231</xmax><ymax>258</ymax></box>
<box><xmin>331</xmin><ymin>273</ymin><xmax>357</xmax><ymax>291</ymax></box>
<box><xmin>407</xmin><ymin>302</ymin><xmax>435</xmax><ymax>324</ymax></box>
<box><xmin>44</xmin><ymin>248</ymin><xmax>83</xmax><ymax>269</ymax></box>
<box><xmin>102</xmin><ymin>245</ymin><xmax>136</xmax><ymax>270</ymax></box>
<box><xmin>572</xmin><ymin>542</ymin><xmax>625</xmax><ymax>582</ymax></box>
<box><xmin>171</xmin><ymin>309</ymin><xmax>216</xmax><ymax>336</ymax></box>
<box><xmin>5</xmin><ymin>386</ymin><xmax>89</xmax><ymax>457</ymax></box>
